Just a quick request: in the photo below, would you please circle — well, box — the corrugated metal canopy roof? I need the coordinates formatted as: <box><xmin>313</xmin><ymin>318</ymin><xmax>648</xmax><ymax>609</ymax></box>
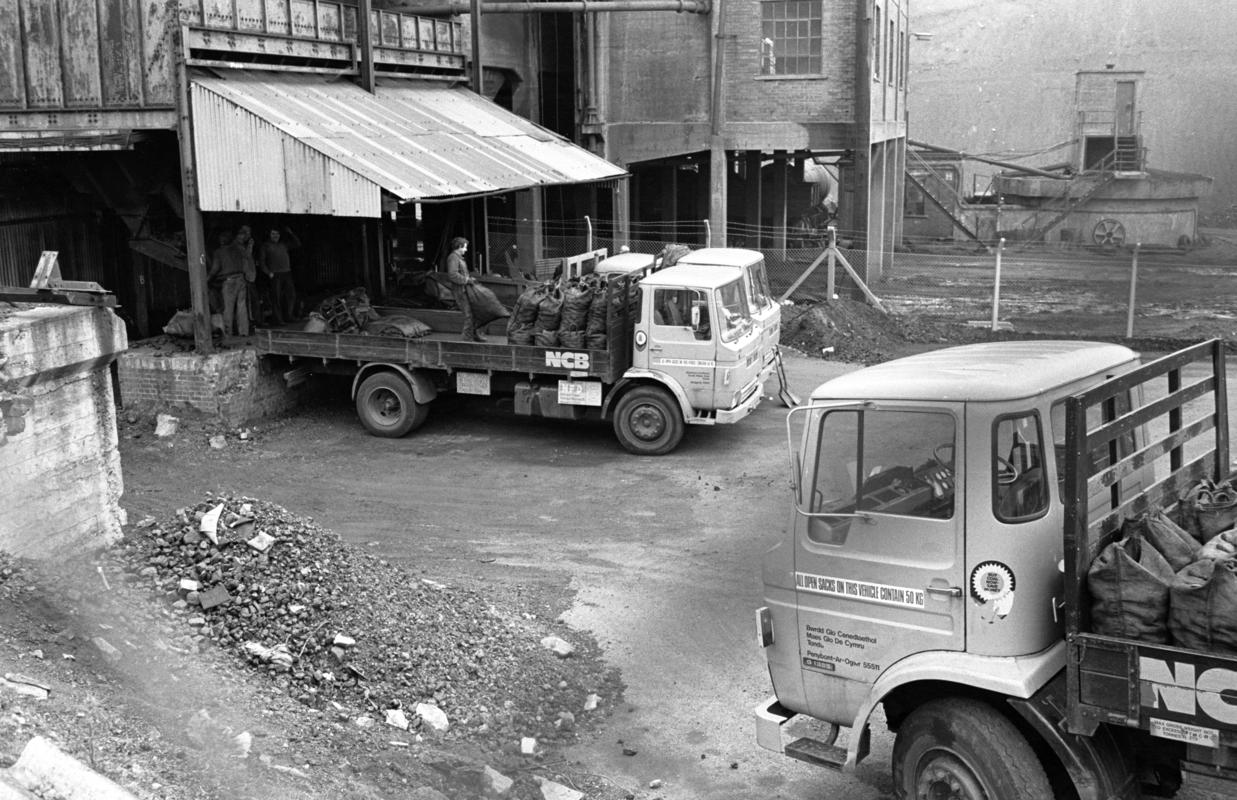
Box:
<box><xmin>190</xmin><ymin>70</ymin><xmax>626</xmax><ymax>217</ymax></box>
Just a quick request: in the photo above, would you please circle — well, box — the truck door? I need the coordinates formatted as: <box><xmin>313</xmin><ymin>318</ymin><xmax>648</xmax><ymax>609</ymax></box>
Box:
<box><xmin>790</xmin><ymin>403</ymin><xmax>966</xmax><ymax>720</ymax></box>
<box><xmin>643</xmin><ymin>286</ymin><xmax>717</xmax><ymax>409</ymax></box>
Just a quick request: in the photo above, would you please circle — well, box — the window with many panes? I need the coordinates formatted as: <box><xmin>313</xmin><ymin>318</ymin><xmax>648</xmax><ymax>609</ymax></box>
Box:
<box><xmin>873</xmin><ymin>6</ymin><xmax>881</xmax><ymax>80</ymax></box>
<box><xmin>761</xmin><ymin>0</ymin><xmax>823</xmax><ymax>76</ymax></box>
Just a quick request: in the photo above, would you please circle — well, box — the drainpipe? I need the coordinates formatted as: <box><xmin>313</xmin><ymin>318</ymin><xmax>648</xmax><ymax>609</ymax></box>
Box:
<box><xmin>358</xmin><ymin>0</ymin><xmax>375</xmax><ymax>91</ymax></box>
<box><xmin>708</xmin><ymin>0</ymin><xmax>726</xmax><ymax>243</ymax></box>
<box><xmin>412</xmin><ymin>0</ymin><xmax>710</xmax><ymax>14</ymax></box>
<box><xmin>470</xmin><ymin>0</ymin><xmax>484</xmax><ymax>93</ymax></box>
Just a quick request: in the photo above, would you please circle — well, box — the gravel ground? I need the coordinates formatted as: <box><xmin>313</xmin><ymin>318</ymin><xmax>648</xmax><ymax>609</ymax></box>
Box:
<box><xmin>5</xmin><ymin>294</ymin><xmax>1236</xmax><ymax>800</ymax></box>
<box><xmin>0</xmin><ymin>497</ymin><xmax>627</xmax><ymax>800</ymax></box>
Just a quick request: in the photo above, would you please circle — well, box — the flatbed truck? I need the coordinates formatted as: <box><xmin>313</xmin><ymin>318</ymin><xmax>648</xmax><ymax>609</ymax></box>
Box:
<box><xmin>755</xmin><ymin>338</ymin><xmax>1237</xmax><ymax>798</ymax></box>
<box><xmin>257</xmin><ymin>251</ymin><xmax>779</xmax><ymax>455</ymax></box>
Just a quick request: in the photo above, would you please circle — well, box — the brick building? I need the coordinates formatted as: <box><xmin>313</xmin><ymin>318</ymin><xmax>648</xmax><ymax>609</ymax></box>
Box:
<box><xmin>437</xmin><ymin>0</ymin><xmax>910</xmax><ymax>278</ymax></box>
<box><xmin>463</xmin><ymin>0</ymin><xmax>908</xmax><ymax>278</ymax></box>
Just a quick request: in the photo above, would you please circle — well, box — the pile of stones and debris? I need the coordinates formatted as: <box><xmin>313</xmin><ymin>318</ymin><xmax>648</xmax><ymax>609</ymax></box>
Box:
<box><xmin>0</xmin><ymin>497</ymin><xmax>627</xmax><ymax>800</ymax></box>
<box><xmin>779</xmin><ymin>296</ymin><xmax>980</xmax><ymax>365</ymax></box>
<box><xmin>120</xmin><ymin>495</ymin><xmax>619</xmax><ymax>746</ymax></box>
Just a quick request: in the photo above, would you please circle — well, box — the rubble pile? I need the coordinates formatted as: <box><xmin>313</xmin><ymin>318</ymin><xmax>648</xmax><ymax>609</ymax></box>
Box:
<box><xmin>115</xmin><ymin>495</ymin><xmax>621</xmax><ymax>751</ymax></box>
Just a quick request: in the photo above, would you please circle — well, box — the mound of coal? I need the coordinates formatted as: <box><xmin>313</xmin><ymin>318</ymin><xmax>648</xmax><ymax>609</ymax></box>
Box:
<box><xmin>115</xmin><ymin>494</ymin><xmax>621</xmax><ymax>749</ymax></box>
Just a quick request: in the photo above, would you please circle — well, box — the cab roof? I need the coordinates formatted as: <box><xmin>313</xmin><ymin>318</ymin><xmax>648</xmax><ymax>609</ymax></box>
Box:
<box><xmin>639</xmin><ymin>263</ymin><xmax>745</xmax><ymax>290</ymax></box>
<box><xmin>811</xmin><ymin>341</ymin><xmax>1140</xmax><ymax>403</ymax></box>
<box><xmin>674</xmin><ymin>248</ymin><xmax>764</xmax><ymax>268</ymax></box>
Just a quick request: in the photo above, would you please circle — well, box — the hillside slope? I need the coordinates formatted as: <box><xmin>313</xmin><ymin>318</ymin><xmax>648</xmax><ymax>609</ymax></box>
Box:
<box><xmin>908</xmin><ymin>0</ymin><xmax>1237</xmax><ymax>219</ymax></box>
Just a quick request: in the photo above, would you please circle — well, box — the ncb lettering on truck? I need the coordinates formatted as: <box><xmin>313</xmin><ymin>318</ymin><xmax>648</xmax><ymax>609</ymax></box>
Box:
<box><xmin>545</xmin><ymin>351</ymin><xmax>590</xmax><ymax>370</ymax></box>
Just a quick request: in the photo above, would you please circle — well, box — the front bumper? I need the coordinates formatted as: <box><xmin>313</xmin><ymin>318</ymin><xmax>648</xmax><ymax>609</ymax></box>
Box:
<box><xmin>714</xmin><ymin>380</ymin><xmax>764</xmax><ymax>424</ymax></box>
<box><xmin>754</xmin><ymin>695</ymin><xmax>793</xmax><ymax>753</ymax></box>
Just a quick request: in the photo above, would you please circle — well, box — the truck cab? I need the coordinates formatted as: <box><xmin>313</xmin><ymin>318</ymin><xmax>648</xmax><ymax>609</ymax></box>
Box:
<box><xmin>610</xmin><ymin>263</ymin><xmax>767</xmax><ymax>453</ymax></box>
<box><xmin>675</xmin><ymin>248</ymin><xmax>779</xmax><ymax>356</ymax></box>
<box><xmin>754</xmin><ymin>340</ymin><xmax>1197</xmax><ymax>800</ymax></box>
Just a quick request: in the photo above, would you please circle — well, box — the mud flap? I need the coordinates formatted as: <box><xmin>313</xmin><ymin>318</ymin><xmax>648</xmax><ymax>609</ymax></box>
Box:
<box><xmin>775</xmin><ymin>349</ymin><xmax>801</xmax><ymax>408</ymax></box>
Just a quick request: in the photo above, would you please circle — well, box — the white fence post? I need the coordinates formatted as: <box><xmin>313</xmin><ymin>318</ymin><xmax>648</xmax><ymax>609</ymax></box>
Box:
<box><xmin>826</xmin><ymin>227</ymin><xmax>837</xmax><ymax>300</ymax></box>
<box><xmin>1126</xmin><ymin>243</ymin><xmax>1141</xmax><ymax>338</ymax></box>
<box><xmin>991</xmin><ymin>237</ymin><xmax>1006</xmax><ymax>332</ymax></box>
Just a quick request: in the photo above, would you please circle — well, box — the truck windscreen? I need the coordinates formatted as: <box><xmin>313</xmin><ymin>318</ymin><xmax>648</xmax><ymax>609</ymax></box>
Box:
<box><xmin>716</xmin><ymin>278</ymin><xmax>754</xmax><ymax>343</ymax></box>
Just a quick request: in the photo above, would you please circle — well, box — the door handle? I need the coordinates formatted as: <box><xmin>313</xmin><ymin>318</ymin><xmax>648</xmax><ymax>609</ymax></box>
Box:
<box><xmin>926</xmin><ymin>585</ymin><xmax>963</xmax><ymax>598</ymax></box>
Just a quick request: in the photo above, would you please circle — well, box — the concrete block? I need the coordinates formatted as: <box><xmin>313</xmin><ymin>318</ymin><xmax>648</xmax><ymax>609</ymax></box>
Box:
<box><xmin>0</xmin><ymin>773</ymin><xmax>40</xmax><ymax>799</ymax></box>
<box><xmin>0</xmin><ymin>307</ymin><xmax>125</xmax><ymax>558</ymax></box>
<box><xmin>9</xmin><ymin>736</ymin><xmax>138</xmax><ymax>800</ymax></box>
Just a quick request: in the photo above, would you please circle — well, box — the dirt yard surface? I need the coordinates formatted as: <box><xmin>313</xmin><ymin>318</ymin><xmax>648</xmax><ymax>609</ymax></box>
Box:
<box><xmin>779</xmin><ymin>233</ymin><xmax>1237</xmax><ymax>364</ymax></box>
<box><xmin>4</xmin><ymin>241</ymin><xmax>1237</xmax><ymax>799</ymax></box>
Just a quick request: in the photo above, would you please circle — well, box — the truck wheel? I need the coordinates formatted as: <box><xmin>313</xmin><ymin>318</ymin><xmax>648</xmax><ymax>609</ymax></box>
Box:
<box><xmin>612</xmin><ymin>386</ymin><xmax>684</xmax><ymax>455</ymax></box>
<box><xmin>355</xmin><ymin>372</ymin><xmax>428</xmax><ymax>438</ymax></box>
<box><xmin>892</xmin><ymin>698</ymin><xmax>1052</xmax><ymax>800</ymax></box>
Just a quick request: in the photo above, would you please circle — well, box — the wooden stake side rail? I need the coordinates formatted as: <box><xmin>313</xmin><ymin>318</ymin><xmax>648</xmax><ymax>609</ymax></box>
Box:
<box><xmin>1063</xmin><ymin>339</ymin><xmax>1233</xmax><ymax>736</ymax></box>
<box><xmin>255</xmin><ymin>328</ymin><xmax>625</xmax><ymax>384</ymax></box>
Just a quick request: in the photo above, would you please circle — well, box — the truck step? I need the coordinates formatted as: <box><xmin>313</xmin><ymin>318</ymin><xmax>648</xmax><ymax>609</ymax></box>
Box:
<box><xmin>785</xmin><ymin>737</ymin><xmax>848</xmax><ymax>770</ymax></box>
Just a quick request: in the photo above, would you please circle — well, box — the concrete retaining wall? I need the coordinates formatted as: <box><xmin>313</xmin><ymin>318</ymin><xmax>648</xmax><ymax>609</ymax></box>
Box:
<box><xmin>116</xmin><ymin>345</ymin><xmax>300</xmax><ymax>428</ymax></box>
<box><xmin>0</xmin><ymin>305</ymin><xmax>127</xmax><ymax>558</ymax></box>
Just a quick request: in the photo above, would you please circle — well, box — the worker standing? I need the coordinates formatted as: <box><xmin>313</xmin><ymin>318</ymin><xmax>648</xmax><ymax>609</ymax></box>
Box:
<box><xmin>259</xmin><ymin>226</ymin><xmax>301</xmax><ymax>324</ymax></box>
<box><xmin>208</xmin><ymin>225</ymin><xmax>256</xmax><ymax>337</ymax></box>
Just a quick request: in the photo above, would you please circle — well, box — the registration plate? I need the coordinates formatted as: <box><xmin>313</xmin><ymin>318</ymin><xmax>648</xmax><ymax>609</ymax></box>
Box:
<box><xmin>558</xmin><ymin>379</ymin><xmax>602</xmax><ymax>406</ymax></box>
<box><xmin>456</xmin><ymin>372</ymin><xmax>491</xmax><ymax>395</ymax></box>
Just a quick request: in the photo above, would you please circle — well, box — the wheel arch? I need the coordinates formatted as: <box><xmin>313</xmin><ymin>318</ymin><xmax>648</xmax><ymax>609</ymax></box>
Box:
<box><xmin>351</xmin><ymin>363</ymin><xmax>439</xmax><ymax>405</ymax></box>
<box><xmin>872</xmin><ymin>653</ymin><xmax>1135</xmax><ymax>800</ymax></box>
<box><xmin>602</xmin><ymin>371</ymin><xmax>691</xmax><ymax>422</ymax></box>
<box><xmin>840</xmin><ymin>643</ymin><xmax>1065</xmax><ymax>770</ymax></box>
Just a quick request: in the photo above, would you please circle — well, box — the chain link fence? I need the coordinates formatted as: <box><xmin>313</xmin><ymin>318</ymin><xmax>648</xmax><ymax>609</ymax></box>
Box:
<box><xmin>480</xmin><ymin>216</ymin><xmax>1237</xmax><ymax>341</ymax></box>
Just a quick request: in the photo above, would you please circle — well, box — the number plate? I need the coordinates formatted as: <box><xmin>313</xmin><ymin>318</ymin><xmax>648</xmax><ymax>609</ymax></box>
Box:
<box><xmin>558</xmin><ymin>379</ymin><xmax>602</xmax><ymax>406</ymax></box>
<box><xmin>456</xmin><ymin>372</ymin><xmax>491</xmax><ymax>395</ymax></box>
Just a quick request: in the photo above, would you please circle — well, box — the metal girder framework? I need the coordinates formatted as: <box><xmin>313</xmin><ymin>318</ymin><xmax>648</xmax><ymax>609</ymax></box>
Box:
<box><xmin>400</xmin><ymin>0</ymin><xmax>710</xmax><ymax>14</ymax></box>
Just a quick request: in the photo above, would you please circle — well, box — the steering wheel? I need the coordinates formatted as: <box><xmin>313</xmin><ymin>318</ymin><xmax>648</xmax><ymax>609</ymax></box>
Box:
<box><xmin>995</xmin><ymin>455</ymin><xmax>1020</xmax><ymax>486</ymax></box>
<box><xmin>933</xmin><ymin>442</ymin><xmax>955</xmax><ymax>469</ymax></box>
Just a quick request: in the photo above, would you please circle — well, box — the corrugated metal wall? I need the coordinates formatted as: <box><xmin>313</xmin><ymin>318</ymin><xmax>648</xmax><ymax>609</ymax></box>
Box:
<box><xmin>0</xmin><ymin>0</ymin><xmax>177</xmax><ymax>111</ymax></box>
<box><xmin>0</xmin><ymin>191</ymin><xmax>187</xmax><ymax>337</ymax></box>
<box><xmin>0</xmin><ymin>198</ymin><xmax>105</xmax><ymax>288</ymax></box>
<box><xmin>191</xmin><ymin>84</ymin><xmax>380</xmax><ymax>217</ymax></box>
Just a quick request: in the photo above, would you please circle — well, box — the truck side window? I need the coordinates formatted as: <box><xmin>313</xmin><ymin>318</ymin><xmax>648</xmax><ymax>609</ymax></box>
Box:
<box><xmin>652</xmin><ymin>288</ymin><xmax>711</xmax><ymax>340</ymax></box>
<box><xmin>993</xmin><ymin>412</ymin><xmax>1049</xmax><ymax>522</ymax></box>
<box><xmin>653</xmin><ymin>288</ymin><xmax>693</xmax><ymax>327</ymax></box>
<box><xmin>808</xmin><ymin>409</ymin><xmax>956</xmax><ymax>541</ymax></box>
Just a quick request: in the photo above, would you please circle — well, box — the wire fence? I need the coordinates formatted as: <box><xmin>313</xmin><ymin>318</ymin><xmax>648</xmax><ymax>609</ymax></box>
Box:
<box><xmin>481</xmin><ymin>216</ymin><xmax>1237</xmax><ymax>343</ymax></box>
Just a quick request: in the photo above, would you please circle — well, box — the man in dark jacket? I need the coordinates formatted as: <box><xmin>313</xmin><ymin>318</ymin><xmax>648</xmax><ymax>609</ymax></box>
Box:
<box><xmin>208</xmin><ymin>226</ymin><xmax>256</xmax><ymax>336</ymax></box>
<box><xmin>259</xmin><ymin>226</ymin><xmax>301</xmax><ymax>324</ymax></box>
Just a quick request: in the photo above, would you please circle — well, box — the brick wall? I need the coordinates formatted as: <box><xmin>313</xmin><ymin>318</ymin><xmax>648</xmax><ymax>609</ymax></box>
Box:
<box><xmin>116</xmin><ymin>346</ymin><xmax>302</xmax><ymax>428</ymax></box>
<box><xmin>0</xmin><ymin>305</ymin><xmax>127</xmax><ymax>558</ymax></box>
<box><xmin>723</xmin><ymin>0</ymin><xmax>858</xmax><ymax>124</ymax></box>
<box><xmin>605</xmin><ymin>1</ymin><xmax>858</xmax><ymax>126</ymax></box>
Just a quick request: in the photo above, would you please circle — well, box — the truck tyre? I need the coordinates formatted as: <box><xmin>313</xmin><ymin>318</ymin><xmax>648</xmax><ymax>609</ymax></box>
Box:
<box><xmin>355</xmin><ymin>372</ymin><xmax>429</xmax><ymax>438</ymax></box>
<box><xmin>612</xmin><ymin>386</ymin><xmax>684</xmax><ymax>455</ymax></box>
<box><xmin>892</xmin><ymin>697</ymin><xmax>1052</xmax><ymax>800</ymax></box>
